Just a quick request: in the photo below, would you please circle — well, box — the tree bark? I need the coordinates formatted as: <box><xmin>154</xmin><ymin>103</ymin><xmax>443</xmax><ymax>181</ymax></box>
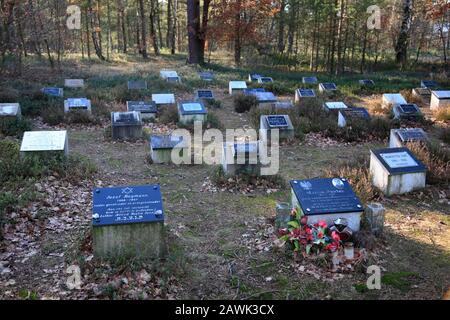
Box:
<box><xmin>395</xmin><ymin>0</ymin><xmax>413</xmax><ymax>67</ymax></box>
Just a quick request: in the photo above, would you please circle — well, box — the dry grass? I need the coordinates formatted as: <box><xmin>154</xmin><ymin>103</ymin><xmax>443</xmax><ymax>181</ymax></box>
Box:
<box><xmin>434</xmin><ymin>107</ymin><xmax>450</xmax><ymax>122</ymax></box>
<box><xmin>406</xmin><ymin>141</ymin><xmax>450</xmax><ymax>185</ymax></box>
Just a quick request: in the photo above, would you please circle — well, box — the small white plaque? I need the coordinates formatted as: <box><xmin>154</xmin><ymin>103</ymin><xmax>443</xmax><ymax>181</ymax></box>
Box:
<box><xmin>383</xmin><ymin>93</ymin><xmax>407</xmax><ymax>105</ymax></box>
<box><xmin>380</xmin><ymin>151</ymin><xmax>418</xmax><ymax>168</ymax></box>
<box><xmin>64</xmin><ymin>79</ymin><xmax>84</xmax><ymax>88</ymax></box>
<box><xmin>152</xmin><ymin>94</ymin><xmax>175</xmax><ymax>105</ymax></box>
<box><xmin>229</xmin><ymin>81</ymin><xmax>247</xmax><ymax>89</ymax></box>
<box><xmin>182</xmin><ymin>103</ymin><xmax>203</xmax><ymax>112</ymax></box>
<box><xmin>432</xmin><ymin>90</ymin><xmax>450</xmax><ymax>99</ymax></box>
<box><xmin>325</xmin><ymin>102</ymin><xmax>348</xmax><ymax>110</ymax></box>
<box><xmin>0</xmin><ymin>104</ymin><xmax>19</xmax><ymax>116</ymax></box>
<box><xmin>160</xmin><ymin>70</ymin><xmax>178</xmax><ymax>79</ymax></box>
<box><xmin>20</xmin><ymin>131</ymin><xmax>67</xmax><ymax>152</ymax></box>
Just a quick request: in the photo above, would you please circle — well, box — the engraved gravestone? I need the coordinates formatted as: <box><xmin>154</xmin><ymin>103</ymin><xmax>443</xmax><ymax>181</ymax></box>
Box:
<box><xmin>338</xmin><ymin>107</ymin><xmax>370</xmax><ymax>127</ymax></box>
<box><xmin>295</xmin><ymin>88</ymin><xmax>316</xmax><ymax>102</ymax></box>
<box><xmin>111</xmin><ymin>111</ymin><xmax>143</xmax><ymax>140</ymax></box>
<box><xmin>64</xmin><ymin>98</ymin><xmax>91</xmax><ymax>113</ymax></box>
<box><xmin>92</xmin><ymin>184</ymin><xmax>166</xmax><ymax>259</ymax></box>
<box><xmin>319</xmin><ymin>83</ymin><xmax>338</xmax><ymax>92</ymax></box>
<box><xmin>382</xmin><ymin>93</ymin><xmax>407</xmax><ymax>109</ymax></box>
<box><xmin>290</xmin><ymin>178</ymin><xmax>364</xmax><ymax>231</ymax></box>
<box><xmin>302</xmin><ymin>77</ymin><xmax>318</xmax><ymax>84</ymax></box>
<box><xmin>229</xmin><ymin>81</ymin><xmax>247</xmax><ymax>95</ymax></box>
<box><xmin>42</xmin><ymin>87</ymin><xmax>64</xmax><ymax>97</ymax></box>
<box><xmin>64</xmin><ymin>79</ymin><xmax>84</xmax><ymax>88</ymax></box>
<box><xmin>430</xmin><ymin>90</ymin><xmax>450</xmax><ymax>111</ymax></box>
<box><xmin>20</xmin><ymin>130</ymin><xmax>68</xmax><ymax>156</ymax></box>
<box><xmin>258</xmin><ymin>77</ymin><xmax>273</xmax><ymax>84</ymax></box>
<box><xmin>323</xmin><ymin>101</ymin><xmax>348</xmax><ymax>111</ymax></box>
<box><xmin>152</xmin><ymin>93</ymin><xmax>175</xmax><ymax>106</ymax></box>
<box><xmin>370</xmin><ymin>147</ymin><xmax>426</xmax><ymax>196</ymax></box>
<box><xmin>222</xmin><ymin>141</ymin><xmax>260</xmax><ymax>176</ymax></box>
<box><xmin>127</xmin><ymin>80</ymin><xmax>147</xmax><ymax>90</ymax></box>
<box><xmin>150</xmin><ymin>135</ymin><xmax>187</xmax><ymax>164</ymax></box>
<box><xmin>393</xmin><ymin>103</ymin><xmax>422</xmax><ymax>120</ymax></box>
<box><xmin>195</xmin><ymin>90</ymin><xmax>214</xmax><ymax>100</ymax></box>
<box><xmin>126</xmin><ymin>101</ymin><xmax>157</xmax><ymax>119</ymax></box>
<box><xmin>199</xmin><ymin>71</ymin><xmax>214</xmax><ymax>81</ymax></box>
<box><xmin>178</xmin><ymin>101</ymin><xmax>207</xmax><ymax>124</ymax></box>
<box><xmin>260</xmin><ymin>115</ymin><xmax>294</xmax><ymax>143</ymax></box>
<box><xmin>359</xmin><ymin>79</ymin><xmax>375</xmax><ymax>86</ymax></box>
<box><xmin>389</xmin><ymin>128</ymin><xmax>428</xmax><ymax>148</ymax></box>
<box><xmin>421</xmin><ymin>80</ymin><xmax>438</xmax><ymax>89</ymax></box>
<box><xmin>248</xmin><ymin>74</ymin><xmax>263</xmax><ymax>82</ymax></box>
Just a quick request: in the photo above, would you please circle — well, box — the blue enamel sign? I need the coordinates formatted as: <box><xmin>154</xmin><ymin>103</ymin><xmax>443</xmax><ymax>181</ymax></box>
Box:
<box><xmin>290</xmin><ymin>178</ymin><xmax>363</xmax><ymax>215</ymax></box>
<box><xmin>92</xmin><ymin>184</ymin><xmax>164</xmax><ymax>227</ymax></box>
<box><xmin>179</xmin><ymin>101</ymin><xmax>207</xmax><ymax>115</ymax></box>
<box><xmin>42</xmin><ymin>87</ymin><xmax>63</xmax><ymax>97</ymax></box>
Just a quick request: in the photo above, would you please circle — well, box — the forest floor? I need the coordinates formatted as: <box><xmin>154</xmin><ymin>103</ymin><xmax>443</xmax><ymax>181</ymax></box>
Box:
<box><xmin>0</xmin><ymin>54</ymin><xmax>449</xmax><ymax>300</ymax></box>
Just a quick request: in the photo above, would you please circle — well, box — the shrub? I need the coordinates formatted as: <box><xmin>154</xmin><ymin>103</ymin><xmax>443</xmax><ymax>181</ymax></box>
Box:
<box><xmin>234</xmin><ymin>94</ymin><xmax>257</xmax><ymax>113</ymax></box>
<box><xmin>159</xmin><ymin>104</ymin><xmax>179</xmax><ymax>124</ymax></box>
<box><xmin>65</xmin><ymin>110</ymin><xmax>100</xmax><ymax>125</ymax></box>
<box><xmin>0</xmin><ymin>117</ymin><xmax>31</xmax><ymax>137</ymax></box>
<box><xmin>434</xmin><ymin>107</ymin><xmax>450</xmax><ymax>122</ymax></box>
<box><xmin>439</xmin><ymin>127</ymin><xmax>450</xmax><ymax>144</ymax></box>
<box><xmin>205</xmin><ymin>112</ymin><xmax>224</xmax><ymax>130</ymax></box>
<box><xmin>325</xmin><ymin>155</ymin><xmax>380</xmax><ymax>203</ymax></box>
<box><xmin>406</xmin><ymin>141</ymin><xmax>450</xmax><ymax>185</ymax></box>
<box><xmin>41</xmin><ymin>105</ymin><xmax>65</xmax><ymax>125</ymax></box>
<box><xmin>204</xmin><ymin>99</ymin><xmax>222</xmax><ymax>109</ymax></box>
<box><xmin>0</xmin><ymin>192</ymin><xmax>18</xmax><ymax>240</ymax></box>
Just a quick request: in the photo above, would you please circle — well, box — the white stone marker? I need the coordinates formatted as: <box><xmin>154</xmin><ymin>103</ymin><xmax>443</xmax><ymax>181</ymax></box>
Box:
<box><xmin>381</xmin><ymin>93</ymin><xmax>407</xmax><ymax>109</ymax></box>
<box><xmin>323</xmin><ymin>101</ymin><xmax>348</xmax><ymax>111</ymax></box>
<box><xmin>229</xmin><ymin>81</ymin><xmax>247</xmax><ymax>95</ymax></box>
<box><xmin>160</xmin><ymin>70</ymin><xmax>181</xmax><ymax>83</ymax></box>
<box><xmin>0</xmin><ymin>103</ymin><xmax>21</xmax><ymax>119</ymax></box>
<box><xmin>64</xmin><ymin>79</ymin><xmax>84</xmax><ymax>88</ymax></box>
<box><xmin>152</xmin><ymin>94</ymin><xmax>175</xmax><ymax>106</ymax></box>
<box><xmin>430</xmin><ymin>90</ymin><xmax>450</xmax><ymax>111</ymax></box>
<box><xmin>370</xmin><ymin>147</ymin><xmax>426</xmax><ymax>196</ymax></box>
<box><xmin>20</xmin><ymin>130</ymin><xmax>69</xmax><ymax>156</ymax></box>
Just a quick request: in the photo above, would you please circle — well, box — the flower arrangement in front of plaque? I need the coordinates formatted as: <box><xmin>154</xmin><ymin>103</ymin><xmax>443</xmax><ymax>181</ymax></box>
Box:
<box><xmin>277</xmin><ymin>206</ymin><xmax>342</xmax><ymax>259</ymax></box>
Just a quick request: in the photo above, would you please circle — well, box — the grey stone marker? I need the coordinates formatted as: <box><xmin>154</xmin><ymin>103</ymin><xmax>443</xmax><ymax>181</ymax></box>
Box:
<box><xmin>64</xmin><ymin>79</ymin><xmax>84</xmax><ymax>88</ymax></box>
<box><xmin>295</xmin><ymin>88</ymin><xmax>316</xmax><ymax>103</ymax></box>
<box><xmin>260</xmin><ymin>115</ymin><xmax>294</xmax><ymax>143</ymax></box>
<box><xmin>221</xmin><ymin>141</ymin><xmax>261</xmax><ymax>176</ymax></box>
<box><xmin>318</xmin><ymin>83</ymin><xmax>338</xmax><ymax>93</ymax></box>
<box><xmin>150</xmin><ymin>134</ymin><xmax>187</xmax><ymax>164</ymax></box>
<box><xmin>382</xmin><ymin>93</ymin><xmax>407</xmax><ymax>109</ymax></box>
<box><xmin>364</xmin><ymin>203</ymin><xmax>385</xmax><ymax>236</ymax></box>
<box><xmin>92</xmin><ymin>184</ymin><xmax>166</xmax><ymax>260</ymax></box>
<box><xmin>370</xmin><ymin>147</ymin><xmax>426</xmax><ymax>196</ymax></box>
<box><xmin>126</xmin><ymin>101</ymin><xmax>157</xmax><ymax>120</ymax></box>
<box><xmin>127</xmin><ymin>80</ymin><xmax>148</xmax><ymax>90</ymax></box>
<box><xmin>111</xmin><ymin>111</ymin><xmax>143</xmax><ymax>140</ymax></box>
<box><xmin>392</xmin><ymin>104</ymin><xmax>422</xmax><ymax>120</ymax></box>
<box><xmin>229</xmin><ymin>81</ymin><xmax>247</xmax><ymax>95</ymax></box>
<box><xmin>152</xmin><ymin>93</ymin><xmax>175</xmax><ymax>107</ymax></box>
<box><xmin>389</xmin><ymin>128</ymin><xmax>428</xmax><ymax>148</ymax></box>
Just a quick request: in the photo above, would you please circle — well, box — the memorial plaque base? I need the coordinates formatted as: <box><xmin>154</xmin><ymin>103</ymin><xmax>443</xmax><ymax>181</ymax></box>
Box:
<box><xmin>178</xmin><ymin>113</ymin><xmax>206</xmax><ymax>125</ymax></box>
<box><xmin>112</xmin><ymin>124</ymin><xmax>143</xmax><ymax>140</ymax></box>
<box><xmin>257</xmin><ymin>101</ymin><xmax>277</xmax><ymax>109</ymax></box>
<box><xmin>151</xmin><ymin>147</ymin><xmax>186</xmax><ymax>164</ymax></box>
<box><xmin>389</xmin><ymin>130</ymin><xmax>403</xmax><ymax>148</ymax></box>
<box><xmin>370</xmin><ymin>153</ymin><xmax>426</xmax><ymax>196</ymax></box>
<box><xmin>221</xmin><ymin>144</ymin><xmax>260</xmax><ymax>176</ymax></box>
<box><xmin>430</xmin><ymin>95</ymin><xmax>450</xmax><ymax>111</ymax></box>
<box><xmin>290</xmin><ymin>189</ymin><xmax>362</xmax><ymax>231</ymax></box>
<box><xmin>140</xmin><ymin>112</ymin><xmax>156</xmax><ymax>120</ymax></box>
<box><xmin>93</xmin><ymin>221</ymin><xmax>166</xmax><ymax>259</ymax></box>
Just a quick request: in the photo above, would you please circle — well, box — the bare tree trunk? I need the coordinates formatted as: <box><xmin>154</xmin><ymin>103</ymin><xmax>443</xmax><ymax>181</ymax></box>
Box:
<box><xmin>277</xmin><ymin>0</ymin><xmax>286</xmax><ymax>53</ymax></box>
<box><xmin>149</xmin><ymin>0</ymin><xmax>160</xmax><ymax>55</ymax></box>
<box><xmin>187</xmin><ymin>0</ymin><xmax>202</xmax><ymax>63</ymax></box>
<box><xmin>395</xmin><ymin>0</ymin><xmax>413</xmax><ymax>67</ymax></box>
<box><xmin>138</xmin><ymin>0</ymin><xmax>148</xmax><ymax>58</ymax></box>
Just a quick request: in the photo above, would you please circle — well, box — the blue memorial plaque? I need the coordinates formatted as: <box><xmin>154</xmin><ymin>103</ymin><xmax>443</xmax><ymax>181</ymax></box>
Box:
<box><xmin>321</xmin><ymin>83</ymin><xmax>337</xmax><ymax>91</ymax></box>
<box><xmin>259</xmin><ymin>77</ymin><xmax>273</xmax><ymax>83</ymax></box>
<box><xmin>92</xmin><ymin>184</ymin><xmax>164</xmax><ymax>226</ymax></box>
<box><xmin>302</xmin><ymin>77</ymin><xmax>318</xmax><ymax>84</ymax></box>
<box><xmin>196</xmin><ymin>90</ymin><xmax>214</xmax><ymax>99</ymax></box>
<box><xmin>421</xmin><ymin>80</ymin><xmax>438</xmax><ymax>89</ymax></box>
<box><xmin>254</xmin><ymin>92</ymin><xmax>277</xmax><ymax>103</ymax></box>
<box><xmin>112</xmin><ymin>111</ymin><xmax>141</xmax><ymax>124</ymax></box>
<box><xmin>359</xmin><ymin>79</ymin><xmax>375</xmax><ymax>86</ymax></box>
<box><xmin>266</xmin><ymin>115</ymin><xmax>288</xmax><ymax>128</ymax></box>
<box><xmin>151</xmin><ymin>135</ymin><xmax>184</xmax><ymax>149</ymax></box>
<box><xmin>167</xmin><ymin>76</ymin><xmax>180</xmax><ymax>83</ymax></box>
<box><xmin>249</xmin><ymin>74</ymin><xmax>263</xmax><ymax>81</ymax></box>
<box><xmin>199</xmin><ymin>71</ymin><xmax>214</xmax><ymax>81</ymax></box>
<box><xmin>179</xmin><ymin>101</ymin><xmax>207</xmax><ymax>114</ymax></box>
<box><xmin>297</xmin><ymin>88</ymin><xmax>316</xmax><ymax>97</ymax></box>
<box><xmin>244</xmin><ymin>88</ymin><xmax>266</xmax><ymax>94</ymax></box>
<box><xmin>371</xmin><ymin>147</ymin><xmax>426</xmax><ymax>174</ymax></box>
<box><xmin>396</xmin><ymin>128</ymin><xmax>427</xmax><ymax>142</ymax></box>
<box><xmin>67</xmin><ymin>98</ymin><xmax>89</xmax><ymax>109</ymax></box>
<box><xmin>42</xmin><ymin>87</ymin><xmax>63</xmax><ymax>97</ymax></box>
<box><xmin>341</xmin><ymin>107</ymin><xmax>371</xmax><ymax>120</ymax></box>
<box><xmin>127</xmin><ymin>101</ymin><xmax>157</xmax><ymax>113</ymax></box>
<box><xmin>290</xmin><ymin>178</ymin><xmax>363</xmax><ymax>215</ymax></box>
